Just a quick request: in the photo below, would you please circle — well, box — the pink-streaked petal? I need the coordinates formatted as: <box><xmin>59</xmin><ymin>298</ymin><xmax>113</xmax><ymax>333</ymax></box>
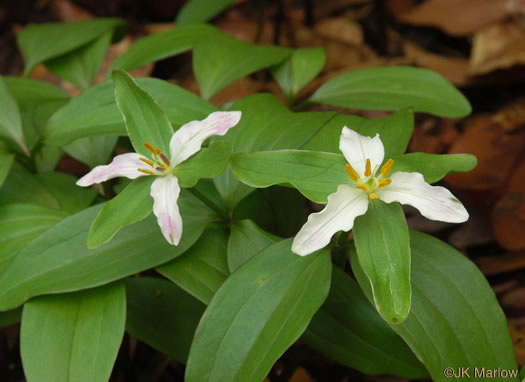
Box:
<box><xmin>339</xmin><ymin>127</ymin><xmax>385</xmax><ymax>178</ymax></box>
<box><xmin>169</xmin><ymin>111</ymin><xmax>242</xmax><ymax>166</ymax></box>
<box><xmin>150</xmin><ymin>175</ymin><xmax>183</xmax><ymax>246</ymax></box>
<box><xmin>292</xmin><ymin>185</ymin><xmax>369</xmax><ymax>256</ymax></box>
<box><xmin>376</xmin><ymin>171</ymin><xmax>469</xmax><ymax>223</ymax></box>
<box><xmin>76</xmin><ymin>153</ymin><xmax>150</xmax><ymax>187</ymax></box>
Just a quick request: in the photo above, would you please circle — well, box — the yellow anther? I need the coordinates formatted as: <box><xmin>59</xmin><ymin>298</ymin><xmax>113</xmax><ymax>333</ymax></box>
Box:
<box><xmin>144</xmin><ymin>143</ymin><xmax>157</xmax><ymax>154</ymax></box>
<box><xmin>381</xmin><ymin>159</ymin><xmax>394</xmax><ymax>177</ymax></box>
<box><xmin>364</xmin><ymin>159</ymin><xmax>372</xmax><ymax>177</ymax></box>
<box><xmin>356</xmin><ymin>184</ymin><xmax>368</xmax><ymax>192</ymax></box>
<box><xmin>369</xmin><ymin>193</ymin><xmax>379</xmax><ymax>200</ymax></box>
<box><xmin>378</xmin><ymin>178</ymin><xmax>392</xmax><ymax>188</ymax></box>
<box><xmin>138</xmin><ymin>169</ymin><xmax>154</xmax><ymax>175</ymax></box>
<box><xmin>155</xmin><ymin>148</ymin><xmax>161</xmax><ymax>155</ymax></box>
<box><xmin>345</xmin><ymin>164</ymin><xmax>359</xmax><ymax>182</ymax></box>
<box><xmin>139</xmin><ymin>158</ymin><xmax>154</xmax><ymax>167</ymax></box>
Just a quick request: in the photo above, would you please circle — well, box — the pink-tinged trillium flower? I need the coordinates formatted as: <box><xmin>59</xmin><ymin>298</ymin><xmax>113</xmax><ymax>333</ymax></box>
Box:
<box><xmin>292</xmin><ymin>127</ymin><xmax>469</xmax><ymax>256</ymax></box>
<box><xmin>76</xmin><ymin>111</ymin><xmax>241</xmax><ymax>245</ymax></box>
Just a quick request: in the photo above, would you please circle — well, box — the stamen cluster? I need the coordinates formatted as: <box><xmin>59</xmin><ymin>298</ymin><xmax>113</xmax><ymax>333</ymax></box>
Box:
<box><xmin>138</xmin><ymin>143</ymin><xmax>172</xmax><ymax>175</ymax></box>
<box><xmin>345</xmin><ymin>158</ymin><xmax>394</xmax><ymax>199</ymax></box>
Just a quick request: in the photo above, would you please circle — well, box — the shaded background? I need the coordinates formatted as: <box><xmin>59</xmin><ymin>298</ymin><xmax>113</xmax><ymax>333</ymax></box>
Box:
<box><xmin>1</xmin><ymin>0</ymin><xmax>524</xmax><ymax>381</ymax></box>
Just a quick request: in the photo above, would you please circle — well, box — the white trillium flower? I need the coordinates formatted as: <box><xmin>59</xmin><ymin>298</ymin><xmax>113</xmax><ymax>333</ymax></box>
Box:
<box><xmin>292</xmin><ymin>127</ymin><xmax>469</xmax><ymax>256</ymax></box>
<box><xmin>77</xmin><ymin>111</ymin><xmax>242</xmax><ymax>245</ymax></box>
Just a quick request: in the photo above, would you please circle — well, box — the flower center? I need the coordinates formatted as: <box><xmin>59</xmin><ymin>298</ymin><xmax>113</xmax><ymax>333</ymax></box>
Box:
<box><xmin>137</xmin><ymin>142</ymin><xmax>172</xmax><ymax>175</ymax></box>
<box><xmin>344</xmin><ymin>158</ymin><xmax>394</xmax><ymax>199</ymax></box>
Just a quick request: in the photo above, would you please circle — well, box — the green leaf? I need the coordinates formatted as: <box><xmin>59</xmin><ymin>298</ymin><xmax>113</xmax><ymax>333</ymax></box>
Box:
<box><xmin>17</xmin><ymin>18</ymin><xmax>124</xmax><ymax>76</ymax></box>
<box><xmin>351</xmin><ymin>231</ymin><xmax>519</xmax><ymax>380</ymax></box>
<box><xmin>176</xmin><ymin>0</ymin><xmax>233</xmax><ymax>25</ymax></box>
<box><xmin>46</xmin><ymin>30</ymin><xmax>112</xmax><ymax>89</ymax></box>
<box><xmin>20</xmin><ymin>282</ymin><xmax>125</xmax><ymax>382</ymax></box>
<box><xmin>113</xmin><ymin>69</ymin><xmax>174</xmax><ymax>156</ymax></box>
<box><xmin>309</xmin><ymin>66</ymin><xmax>472</xmax><ymax>118</ymax></box>
<box><xmin>271</xmin><ymin>47</ymin><xmax>325</xmax><ymax>103</ymax></box>
<box><xmin>353</xmin><ymin>200</ymin><xmax>411</xmax><ymax>325</ymax></box>
<box><xmin>45</xmin><ymin>78</ymin><xmax>216</xmax><ymax>146</ymax></box>
<box><xmin>0</xmin><ymin>307</ymin><xmax>22</xmax><ymax>328</ymax></box>
<box><xmin>0</xmin><ymin>162</ymin><xmax>60</xmax><ymax>209</ymax></box>
<box><xmin>0</xmin><ymin>77</ymin><xmax>29</xmax><ymax>155</ymax></box>
<box><xmin>230</xmin><ymin>150</ymin><xmax>348</xmax><ymax>203</ymax></box>
<box><xmin>175</xmin><ymin>141</ymin><xmax>232</xmax><ymax>188</ymax></box>
<box><xmin>0</xmin><ymin>150</ymin><xmax>14</xmax><ymax>187</ymax></box>
<box><xmin>34</xmin><ymin>145</ymin><xmax>63</xmax><ymax>173</ymax></box>
<box><xmin>157</xmin><ymin>224</ymin><xmax>229</xmax><ymax>304</ymax></box>
<box><xmin>212</xmin><ymin>94</ymin><xmax>336</xmax><ymax>207</ymax></box>
<box><xmin>0</xmin><ymin>203</ymin><xmax>68</xmax><ymax>274</ymax></box>
<box><xmin>36</xmin><ymin>171</ymin><xmax>97</xmax><ymax>213</ymax></box>
<box><xmin>4</xmin><ymin>77</ymin><xmax>69</xmax><ymax>152</ymax></box>
<box><xmin>110</xmin><ymin>24</ymin><xmax>216</xmax><ymax>73</ymax></box>
<box><xmin>0</xmin><ymin>190</ymin><xmax>217</xmax><ymax>311</ymax></box>
<box><xmin>392</xmin><ymin>153</ymin><xmax>477</xmax><ymax>184</ymax></box>
<box><xmin>194</xmin><ymin>33</ymin><xmax>291</xmax><ymax>99</ymax></box>
<box><xmin>233</xmin><ymin>186</ymin><xmax>305</xmax><ymax>237</ymax></box>
<box><xmin>303</xmin><ymin>267</ymin><xmax>428</xmax><ymax>378</ymax></box>
<box><xmin>4</xmin><ymin>77</ymin><xmax>69</xmax><ymax>106</ymax></box>
<box><xmin>126</xmin><ymin>277</ymin><xmax>206</xmax><ymax>363</ymax></box>
<box><xmin>87</xmin><ymin>176</ymin><xmax>155</xmax><ymax>249</ymax></box>
<box><xmin>227</xmin><ymin>219</ymin><xmax>279</xmax><ymax>272</ymax></box>
<box><xmin>185</xmin><ymin>239</ymin><xmax>331</xmax><ymax>382</ymax></box>
<box><xmin>63</xmin><ymin>135</ymin><xmax>118</xmax><ymax>168</ymax></box>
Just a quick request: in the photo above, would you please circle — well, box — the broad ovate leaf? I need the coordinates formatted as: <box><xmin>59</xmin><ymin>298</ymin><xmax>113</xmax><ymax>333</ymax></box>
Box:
<box><xmin>353</xmin><ymin>200</ymin><xmax>411</xmax><ymax>324</ymax></box>
<box><xmin>185</xmin><ymin>239</ymin><xmax>331</xmax><ymax>382</ymax></box>
<box><xmin>303</xmin><ymin>267</ymin><xmax>427</xmax><ymax>378</ymax></box>
<box><xmin>110</xmin><ymin>24</ymin><xmax>216</xmax><ymax>74</ymax></box>
<box><xmin>351</xmin><ymin>231</ymin><xmax>518</xmax><ymax>380</ymax></box>
<box><xmin>21</xmin><ymin>282</ymin><xmax>125</xmax><ymax>382</ymax></box>
<box><xmin>0</xmin><ymin>190</ymin><xmax>217</xmax><ymax>311</ymax></box>
<box><xmin>45</xmin><ymin>78</ymin><xmax>216</xmax><ymax>146</ymax></box>
<box><xmin>193</xmin><ymin>33</ymin><xmax>290</xmax><ymax>100</ymax></box>
<box><xmin>309</xmin><ymin>66</ymin><xmax>471</xmax><ymax>118</ymax></box>
<box><xmin>112</xmin><ymin>69</ymin><xmax>174</xmax><ymax>156</ymax></box>
<box><xmin>17</xmin><ymin>18</ymin><xmax>125</xmax><ymax>76</ymax></box>
<box><xmin>271</xmin><ymin>47</ymin><xmax>325</xmax><ymax>103</ymax></box>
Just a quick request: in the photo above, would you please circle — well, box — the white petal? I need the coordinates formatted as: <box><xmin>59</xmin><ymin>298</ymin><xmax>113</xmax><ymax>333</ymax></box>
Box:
<box><xmin>339</xmin><ymin>127</ymin><xmax>385</xmax><ymax>177</ymax></box>
<box><xmin>150</xmin><ymin>175</ymin><xmax>183</xmax><ymax>246</ymax></box>
<box><xmin>169</xmin><ymin>111</ymin><xmax>241</xmax><ymax>166</ymax></box>
<box><xmin>292</xmin><ymin>185</ymin><xmax>369</xmax><ymax>256</ymax></box>
<box><xmin>76</xmin><ymin>153</ymin><xmax>150</xmax><ymax>187</ymax></box>
<box><xmin>376</xmin><ymin>172</ymin><xmax>469</xmax><ymax>223</ymax></box>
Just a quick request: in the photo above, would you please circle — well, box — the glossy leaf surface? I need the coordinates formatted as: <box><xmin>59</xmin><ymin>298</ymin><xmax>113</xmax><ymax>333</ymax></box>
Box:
<box><xmin>193</xmin><ymin>33</ymin><xmax>290</xmax><ymax>99</ymax></box>
<box><xmin>0</xmin><ymin>190</ymin><xmax>217</xmax><ymax>310</ymax></box>
<box><xmin>17</xmin><ymin>18</ymin><xmax>124</xmax><ymax>76</ymax></box>
<box><xmin>86</xmin><ymin>176</ymin><xmax>155</xmax><ymax>248</ymax></box>
<box><xmin>271</xmin><ymin>47</ymin><xmax>325</xmax><ymax>102</ymax></box>
<box><xmin>110</xmin><ymin>24</ymin><xmax>216</xmax><ymax>73</ymax></box>
<box><xmin>0</xmin><ymin>203</ymin><xmax>68</xmax><ymax>274</ymax></box>
<box><xmin>185</xmin><ymin>239</ymin><xmax>331</xmax><ymax>382</ymax></box>
<box><xmin>21</xmin><ymin>282</ymin><xmax>125</xmax><ymax>382</ymax></box>
<box><xmin>45</xmin><ymin>78</ymin><xmax>216</xmax><ymax>145</ymax></box>
<box><xmin>309</xmin><ymin>66</ymin><xmax>472</xmax><ymax>118</ymax></box>
<box><xmin>351</xmin><ymin>231</ymin><xmax>518</xmax><ymax>381</ymax></box>
<box><xmin>113</xmin><ymin>69</ymin><xmax>174</xmax><ymax>156</ymax></box>
<box><xmin>157</xmin><ymin>224</ymin><xmax>229</xmax><ymax>304</ymax></box>
<box><xmin>303</xmin><ymin>267</ymin><xmax>427</xmax><ymax>378</ymax></box>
